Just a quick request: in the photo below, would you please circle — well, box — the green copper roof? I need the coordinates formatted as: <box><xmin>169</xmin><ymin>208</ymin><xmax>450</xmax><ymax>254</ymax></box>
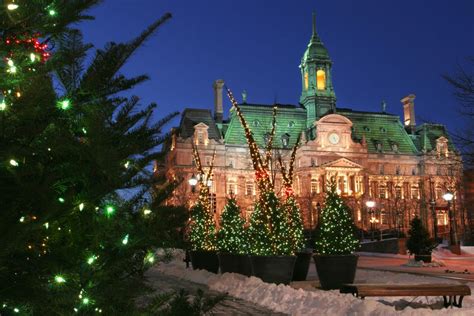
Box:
<box><xmin>224</xmin><ymin>104</ymin><xmax>306</xmax><ymax>148</ymax></box>
<box><xmin>336</xmin><ymin>109</ymin><xmax>419</xmax><ymax>154</ymax></box>
<box><xmin>414</xmin><ymin>123</ymin><xmax>455</xmax><ymax>152</ymax></box>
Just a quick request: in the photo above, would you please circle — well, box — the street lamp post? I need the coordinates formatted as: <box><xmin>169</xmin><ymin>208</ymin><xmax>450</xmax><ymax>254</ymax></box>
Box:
<box><xmin>442</xmin><ymin>192</ymin><xmax>456</xmax><ymax>246</ymax></box>
<box><xmin>366</xmin><ymin>200</ymin><xmax>376</xmax><ymax>241</ymax></box>
<box><xmin>188</xmin><ymin>174</ymin><xmax>198</xmax><ymax>193</ymax></box>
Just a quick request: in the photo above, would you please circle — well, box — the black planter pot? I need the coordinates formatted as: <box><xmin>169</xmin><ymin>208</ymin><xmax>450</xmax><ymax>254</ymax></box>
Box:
<box><xmin>292</xmin><ymin>252</ymin><xmax>312</xmax><ymax>281</ymax></box>
<box><xmin>250</xmin><ymin>255</ymin><xmax>296</xmax><ymax>285</ymax></box>
<box><xmin>218</xmin><ymin>253</ymin><xmax>252</xmax><ymax>276</ymax></box>
<box><xmin>314</xmin><ymin>254</ymin><xmax>358</xmax><ymax>290</ymax></box>
<box><xmin>414</xmin><ymin>254</ymin><xmax>432</xmax><ymax>263</ymax></box>
<box><xmin>190</xmin><ymin>250</ymin><xmax>219</xmax><ymax>273</ymax></box>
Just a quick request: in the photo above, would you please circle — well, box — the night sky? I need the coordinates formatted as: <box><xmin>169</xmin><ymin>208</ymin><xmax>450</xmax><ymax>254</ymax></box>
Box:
<box><xmin>80</xmin><ymin>0</ymin><xmax>474</xmax><ymax>136</ymax></box>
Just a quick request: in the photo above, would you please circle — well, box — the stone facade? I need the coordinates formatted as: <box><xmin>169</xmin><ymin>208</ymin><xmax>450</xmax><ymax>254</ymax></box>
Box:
<box><xmin>161</xmin><ymin>15</ymin><xmax>465</xmax><ymax>239</ymax></box>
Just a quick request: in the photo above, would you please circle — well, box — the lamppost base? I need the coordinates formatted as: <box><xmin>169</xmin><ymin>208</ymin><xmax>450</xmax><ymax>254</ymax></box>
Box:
<box><xmin>449</xmin><ymin>244</ymin><xmax>461</xmax><ymax>255</ymax></box>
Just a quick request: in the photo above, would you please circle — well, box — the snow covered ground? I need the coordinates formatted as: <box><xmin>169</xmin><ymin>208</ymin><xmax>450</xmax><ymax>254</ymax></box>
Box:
<box><xmin>151</xmin><ymin>250</ymin><xmax>474</xmax><ymax>315</ymax></box>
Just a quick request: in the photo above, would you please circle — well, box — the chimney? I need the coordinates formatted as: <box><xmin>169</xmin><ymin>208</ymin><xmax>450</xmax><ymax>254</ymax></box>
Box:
<box><xmin>213</xmin><ymin>79</ymin><xmax>225</xmax><ymax>123</ymax></box>
<box><xmin>401</xmin><ymin>94</ymin><xmax>416</xmax><ymax>132</ymax></box>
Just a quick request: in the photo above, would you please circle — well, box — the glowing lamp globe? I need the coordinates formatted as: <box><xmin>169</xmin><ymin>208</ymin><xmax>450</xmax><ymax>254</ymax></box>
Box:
<box><xmin>366</xmin><ymin>200</ymin><xmax>376</xmax><ymax>208</ymax></box>
<box><xmin>442</xmin><ymin>192</ymin><xmax>454</xmax><ymax>202</ymax></box>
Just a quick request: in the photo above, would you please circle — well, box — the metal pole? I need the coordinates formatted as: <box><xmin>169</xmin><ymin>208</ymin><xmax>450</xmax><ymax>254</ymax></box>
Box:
<box><xmin>448</xmin><ymin>201</ymin><xmax>456</xmax><ymax>246</ymax></box>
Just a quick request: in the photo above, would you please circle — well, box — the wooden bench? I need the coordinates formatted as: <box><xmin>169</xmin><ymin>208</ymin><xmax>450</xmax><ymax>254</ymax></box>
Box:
<box><xmin>340</xmin><ymin>283</ymin><xmax>471</xmax><ymax>308</ymax></box>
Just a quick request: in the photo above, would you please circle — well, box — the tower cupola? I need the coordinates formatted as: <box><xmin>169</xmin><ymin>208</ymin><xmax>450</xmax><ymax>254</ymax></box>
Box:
<box><xmin>300</xmin><ymin>13</ymin><xmax>336</xmax><ymax>127</ymax></box>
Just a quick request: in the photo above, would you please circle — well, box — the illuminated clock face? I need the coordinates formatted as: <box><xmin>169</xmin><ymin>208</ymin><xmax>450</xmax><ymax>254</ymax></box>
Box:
<box><xmin>328</xmin><ymin>133</ymin><xmax>340</xmax><ymax>145</ymax></box>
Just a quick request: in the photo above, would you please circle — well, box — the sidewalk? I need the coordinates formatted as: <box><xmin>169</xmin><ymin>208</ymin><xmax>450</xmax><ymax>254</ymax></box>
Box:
<box><xmin>355</xmin><ymin>252</ymin><xmax>474</xmax><ymax>283</ymax></box>
<box><xmin>145</xmin><ymin>268</ymin><xmax>287</xmax><ymax>315</ymax></box>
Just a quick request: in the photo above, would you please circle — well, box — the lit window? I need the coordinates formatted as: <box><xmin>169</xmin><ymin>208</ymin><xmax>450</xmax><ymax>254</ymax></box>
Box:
<box><xmin>304</xmin><ymin>72</ymin><xmax>309</xmax><ymax>90</ymax></box>
<box><xmin>411</xmin><ymin>187</ymin><xmax>420</xmax><ymax>199</ymax></box>
<box><xmin>227</xmin><ymin>179</ymin><xmax>237</xmax><ymax>195</ymax></box>
<box><xmin>245</xmin><ymin>181</ymin><xmax>254</xmax><ymax>196</ymax></box>
<box><xmin>395</xmin><ymin>186</ymin><xmax>402</xmax><ymax>199</ymax></box>
<box><xmin>316</xmin><ymin>70</ymin><xmax>326</xmax><ymax>90</ymax></box>
<box><xmin>379</xmin><ymin>186</ymin><xmax>387</xmax><ymax>199</ymax></box>
<box><xmin>311</xmin><ymin>178</ymin><xmax>320</xmax><ymax>194</ymax></box>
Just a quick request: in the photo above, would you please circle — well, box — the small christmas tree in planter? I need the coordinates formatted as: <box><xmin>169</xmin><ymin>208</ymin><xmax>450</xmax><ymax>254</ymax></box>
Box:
<box><xmin>279</xmin><ymin>141</ymin><xmax>310</xmax><ymax>281</ymax></box>
<box><xmin>314</xmin><ymin>180</ymin><xmax>360</xmax><ymax>290</ymax></box>
<box><xmin>188</xmin><ymin>146</ymin><xmax>218</xmax><ymax>273</ymax></box>
<box><xmin>227</xmin><ymin>88</ymin><xmax>296</xmax><ymax>285</ymax></box>
<box><xmin>406</xmin><ymin>217</ymin><xmax>437</xmax><ymax>263</ymax></box>
<box><xmin>216</xmin><ymin>197</ymin><xmax>251</xmax><ymax>276</ymax></box>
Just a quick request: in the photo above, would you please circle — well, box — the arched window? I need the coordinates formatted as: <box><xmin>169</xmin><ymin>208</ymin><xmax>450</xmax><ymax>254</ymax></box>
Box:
<box><xmin>304</xmin><ymin>72</ymin><xmax>309</xmax><ymax>90</ymax></box>
<box><xmin>316</xmin><ymin>70</ymin><xmax>326</xmax><ymax>90</ymax></box>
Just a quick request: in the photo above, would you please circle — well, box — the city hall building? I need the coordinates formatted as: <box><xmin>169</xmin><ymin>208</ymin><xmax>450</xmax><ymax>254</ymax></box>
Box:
<box><xmin>162</xmin><ymin>16</ymin><xmax>465</xmax><ymax>238</ymax></box>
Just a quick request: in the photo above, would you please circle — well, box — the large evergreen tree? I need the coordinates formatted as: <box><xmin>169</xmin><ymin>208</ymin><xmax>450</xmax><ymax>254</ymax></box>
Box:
<box><xmin>406</xmin><ymin>217</ymin><xmax>437</xmax><ymax>255</ymax></box>
<box><xmin>216</xmin><ymin>198</ymin><xmax>248</xmax><ymax>254</ymax></box>
<box><xmin>314</xmin><ymin>181</ymin><xmax>359</xmax><ymax>255</ymax></box>
<box><xmin>1</xmin><ymin>2</ymin><xmax>176</xmax><ymax>314</ymax></box>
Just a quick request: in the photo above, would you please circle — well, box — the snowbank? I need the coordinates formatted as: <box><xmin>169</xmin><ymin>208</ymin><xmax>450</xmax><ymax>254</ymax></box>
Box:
<box><xmin>152</xmin><ymin>256</ymin><xmax>474</xmax><ymax>315</ymax></box>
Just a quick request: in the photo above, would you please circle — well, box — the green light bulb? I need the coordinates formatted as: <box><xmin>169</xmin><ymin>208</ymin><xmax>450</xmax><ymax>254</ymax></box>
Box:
<box><xmin>87</xmin><ymin>255</ymin><xmax>97</xmax><ymax>265</ymax></box>
<box><xmin>106</xmin><ymin>205</ymin><xmax>115</xmax><ymax>216</ymax></box>
<box><xmin>9</xmin><ymin>159</ymin><xmax>19</xmax><ymax>166</ymax></box>
<box><xmin>54</xmin><ymin>275</ymin><xmax>66</xmax><ymax>283</ymax></box>
<box><xmin>122</xmin><ymin>234</ymin><xmax>129</xmax><ymax>245</ymax></box>
<box><xmin>49</xmin><ymin>9</ymin><xmax>56</xmax><ymax>16</ymax></box>
<box><xmin>58</xmin><ymin>197</ymin><xmax>65</xmax><ymax>203</ymax></box>
<box><xmin>82</xmin><ymin>297</ymin><xmax>89</xmax><ymax>305</ymax></box>
<box><xmin>7</xmin><ymin>3</ymin><xmax>19</xmax><ymax>10</ymax></box>
<box><xmin>79</xmin><ymin>203</ymin><xmax>84</xmax><ymax>211</ymax></box>
<box><xmin>0</xmin><ymin>99</ymin><xmax>6</xmax><ymax>111</ymax></box>
<box><xmin>58</xmin><ymin>99</ymin><xmax>70</xmax><ymax>110</ymax></box>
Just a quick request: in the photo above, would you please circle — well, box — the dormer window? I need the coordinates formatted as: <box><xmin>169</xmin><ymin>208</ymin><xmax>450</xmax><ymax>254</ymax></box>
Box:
<box><xmin>288</xmin><ymin>121</ymin><xmax>295</xmax><ymax>128</ymax></box>
<box><xmin>380</xmin><ymin>127</ymin><xmax>387</xmax><ymax>133</ymax></box>
<box><xmin>436</xmin><ymin>136</ymin><xmax>449</xmax><ymax>158</ymax></box>
<box><xmin>253</xmin><ymin>120</ymin><xmax>260</xmax><ymax>127</ymax></box>
<box><xmin>363</xmin><ymin>126</ymin><xmax>371</xmax><ymax>132</ymax></box>
<box><xmin>376</xmin><ymin>141</ymin><xmax>383</xmax><ymax>152</ymax></box>
<box><xmin>281</xmin><ymin>133</ymin><xmax>290</xmax><ymax>148</ymax></box>
<box><xmin>316</xmin><ymin>69</ymin><xmax>326</xmax><ymax>90</ymax></box>
<box><xmin>263</xmin><ymin>132</ymin><xmax>271</xmax><ymax>145</ymax></box>
<box><xmin>391</xmin><ymin>143</ymin><xmax>399</xmax><ymax>153</ymax></box>
<box><xmin>193</xmin><ymin>123</ymin><xmax>209</xmax><ymax>146</ymax></box>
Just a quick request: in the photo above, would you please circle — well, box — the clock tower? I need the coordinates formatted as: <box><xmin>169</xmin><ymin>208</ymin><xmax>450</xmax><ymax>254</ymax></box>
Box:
<box><xmin>300</xmin><ymin>13</ymin><xmax>336</xmax><ymax>127</ymax></box>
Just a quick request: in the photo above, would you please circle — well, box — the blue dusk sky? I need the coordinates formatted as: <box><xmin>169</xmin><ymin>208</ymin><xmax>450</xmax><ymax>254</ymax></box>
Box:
<box><xmin>80</xmin><ymin>0</ymin><xmax>474</xmax><ymax>138</ymax></box>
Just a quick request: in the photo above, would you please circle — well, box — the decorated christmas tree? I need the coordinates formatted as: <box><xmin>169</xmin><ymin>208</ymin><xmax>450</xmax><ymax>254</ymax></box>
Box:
<box><xmin>279</xmin><ymin>136</ymin><xmax>305</xmax><ymax>253</ymax></box>
<box><xmin>217</xmin><ymin>197</ymin><xmax>248</xmax><ymax>254</ymax></box>
<box><xmin>314</xmin><ymin>181</ymin><xmax>359</xmax><ymax>255</ymax></box>
<box><xmin>226</xmin><ymin>88</ymin><xmax>294</xmax><ymax>256</ymax></box>
<box><xmin>248</xmin><ymin>191</ymin><xmax>293</xmax><ymax>255</ymax></box>
<box><xmin>1</xmin><ymin>2</ymin><xmax>176</xmax><ymax>314</ymax></box>
<box><xmin>188</xmin><ymin>145</ymin><xmax>217</xmax><ymax>251</ymax></box>
<box><xmin>285</xmin><ymin>197</ymin><xmax>305</xmax><ymax>252</ymax></box>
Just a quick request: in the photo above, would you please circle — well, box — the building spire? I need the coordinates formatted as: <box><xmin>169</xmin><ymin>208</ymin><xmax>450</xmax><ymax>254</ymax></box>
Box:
<box><xmin>311</xmin><ymin>11</ymin><xmax>319</xmax><ymax>41</ymax></box>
